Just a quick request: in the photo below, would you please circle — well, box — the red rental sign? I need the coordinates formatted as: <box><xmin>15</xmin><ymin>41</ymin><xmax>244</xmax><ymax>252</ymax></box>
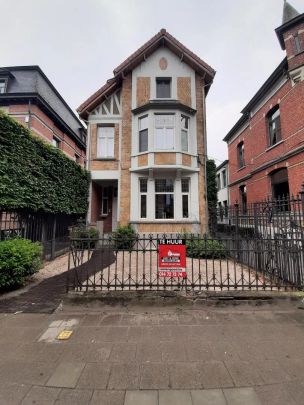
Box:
<box><xmin>158</xmin><ymin>239</ymin><xmax>187</xmax><ymax>278</ymax></box>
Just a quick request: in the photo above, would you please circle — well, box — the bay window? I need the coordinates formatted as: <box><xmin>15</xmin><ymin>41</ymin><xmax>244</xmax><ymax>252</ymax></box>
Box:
<box><xmin>181</xmin><ymin>115</ymin><xmax>189</xmax><ymax>152</ymax></box>
<box><xmin>155</xmin><ymin>179</ymin><xmax>174</xmax><ymax>219</ymax></box>
<box><xmin>139</xmin><ymin>178</ymin><xmax>147</xmax><ymax>218</ymax></box>
<box><xmin>97</xmin><ymin>126</ymin><xmax>114</xmax><ymax>158</ymax></box>
<box><xmin>138</xmin><ymin>115</ymin><xmax>148</xmax><ymax>152</ymax></box>
<box><xmin>181</xmin><ymin>178</ymin><xmax>189</xmax><ymax>218</ymax></box>
<box><xmin>154</xmin><ymin>114</ymin><xmax>174</xmax><ymax>150</ymax></box>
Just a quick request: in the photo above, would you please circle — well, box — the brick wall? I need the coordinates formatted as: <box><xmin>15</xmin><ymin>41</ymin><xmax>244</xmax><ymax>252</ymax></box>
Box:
<box><xmin>136</xmin><ymin>77</ymin><xmax>150</xmax><ymax>107</ymax></box>
<box><xmin>228</xmin><ymin>78</ymin><xmax>304</xmax><ymax>203</ymax></box>
<box><xmin>283</xmin><ymin>22</ymin><xmax>304</xmax><ymax>71</ymax></box>
<box><xmin>177</xmin><ymin>77</ymin><xmax>191</xmax><ymax>106</ymax></box>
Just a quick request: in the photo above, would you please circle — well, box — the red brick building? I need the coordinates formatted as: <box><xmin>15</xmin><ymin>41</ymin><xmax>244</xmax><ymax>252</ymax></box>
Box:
<box><xmin>0</xmin><ymin>66</ymin><xmax>86</xmax><ymax>165</ymax></box>
<box><xmin>224</xmin><ymin>2</ymin><xmax>304</xmax><ymax>208</ymax></box>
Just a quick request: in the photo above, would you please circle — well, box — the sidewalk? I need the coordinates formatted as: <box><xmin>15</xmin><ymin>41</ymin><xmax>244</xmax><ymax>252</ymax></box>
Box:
<box><xmin>0</xmin><ymin>300</ymin><xmax>304</xmax><ymax>404</ymax></box>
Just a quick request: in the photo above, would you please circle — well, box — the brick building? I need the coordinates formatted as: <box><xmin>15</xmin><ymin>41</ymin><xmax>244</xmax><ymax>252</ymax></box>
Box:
<box><xmin>0</xmin><ymin>66</ymin><xmax>86</xmax><ymax>165</ymax></box>
<box><xmin>224</xmin><ymin>2</ymin><xmax>304</xmax><ymax>208</ymax></box>
<box><xmin>78</xmin><ymin>29</ymin><xmax>215</xmax><ymax>234</ymax></box>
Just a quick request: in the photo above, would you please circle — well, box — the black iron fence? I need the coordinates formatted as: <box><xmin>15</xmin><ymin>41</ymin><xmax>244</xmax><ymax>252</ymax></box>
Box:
<box><xmin>0</xmin><ymin>210</ymin><xmax>82</xmax><ymax>259</ymax></box>
<box><xmin>67</xmin><ymin>233</ymin><xmax>304</xmax><ymax>292</ymax></box>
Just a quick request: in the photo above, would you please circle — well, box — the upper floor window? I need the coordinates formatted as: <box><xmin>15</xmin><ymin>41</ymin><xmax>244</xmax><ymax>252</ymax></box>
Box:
<box><xmin>294</xmin><ymin>34</ymin><xmax>302</xmax><ymax>54</ymax></box>
<box><xmin>237</xmin><ymin>141</ymin><xmax>245</xmax><ymax>168</ymax></box>
<box><xmin>52</xmin><ymin>136</ymin><xmax>60</xmax><ymax>148</ymax></box>
<box><xmin>217</xmin><ymin>174</ymin><xmax>221</xmax><ymax>190</ymax></box>
<box><xmin>97</xmin><ymin>126</ymin><xmax>114</xmax><ymax>158</ymax></box>
<box><xmin>75</xmin><ymin>154</ymin><xmax>80</xmax><ymax>164</ymax></box>
<box><xmin>154</xmin><ymin>114</ymin><xmax>174</xmax><ymax>150</ymax></box>
<box><xmin>138</xmin><ymin>115</ymin><xmax>148</xmax><ymax>153</ymax></box>
<box><xmin>181</xmin><ymin>115</ymin><xmax>189</xmax><ymax>152</ymax></box>
<box><xmin>267</xmin><ymin>106</ymin><xmax>281</xmax><ymax>146</ymax></box>
<box><xmin>222</xmin><ymin>169</ymin><xmax>227</xmax><ymax>188</ymax></box>
<box><xmin>0</xmin><ymin>80</ymin><xmax>6</xmax><ymax>94</ymax></box>
<box><xmin>156</xmin><ymin>77</ymin><xmax>171</xmax><ymax>98</ymax></box>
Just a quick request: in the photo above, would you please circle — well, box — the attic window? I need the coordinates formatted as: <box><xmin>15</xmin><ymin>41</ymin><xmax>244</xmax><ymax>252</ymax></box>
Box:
<box><xmin>0</xmin><ymin>79</ymin><xmax>7</xmax><ymax>94</ymax></box>
<box><xmin>156</xmin><ymin>77</ymin><xmax>171</xmax><ymax>98</ymax></box>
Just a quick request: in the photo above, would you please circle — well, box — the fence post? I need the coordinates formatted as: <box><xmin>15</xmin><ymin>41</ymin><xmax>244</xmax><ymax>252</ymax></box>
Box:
<box><xmin>51</xmin><ymin>216</ymin><xmax>57</xmax><ymax>260</ymax></box>
<box><xmin>234</xmin><ymin>202</ymin><xmax>240</xmax><ymax>260</ymax></box>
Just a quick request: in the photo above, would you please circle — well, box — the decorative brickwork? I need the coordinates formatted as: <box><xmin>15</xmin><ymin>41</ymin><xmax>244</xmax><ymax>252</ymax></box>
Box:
<box><xmin>182</xmin><ymin>154</ymin><xmax>192</xmax><ymax>167</ymax></box>
<box><xmin>136</xmin><ymin>77</ymin><xmax>150</xmax><ymax>107</ymax></box>
<box><xmin>154</xmin><ymin>152</ymin><xmax>176</xmax><ymax>165</ymax></box>
<box><xmin>138</xmin><ymin>154</ymin><xmax>148</xmax><ymax>166</ymax></box>
<box><xmin>177</xmin><ymin>77</ymin><xmax>191</xmax><ymax>107</ymax></box>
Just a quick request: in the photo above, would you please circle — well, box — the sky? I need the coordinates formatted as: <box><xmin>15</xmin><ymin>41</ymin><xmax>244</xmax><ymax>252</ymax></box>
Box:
<box><xmin>1</xmin><ymin>0</ymin><xmax>302</xmax><ymax>165</ymax></box>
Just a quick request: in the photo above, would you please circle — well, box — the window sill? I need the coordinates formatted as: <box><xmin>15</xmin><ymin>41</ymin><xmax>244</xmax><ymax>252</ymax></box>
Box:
<box><xmin>94</xmin><ymin>158</ymin><xmax>116</xmax><ymax>161</ymax></box>
<box><xmin>265</xmin><ymin>140</ymin><xmax>284</xmax><ymax>152</ymax></box>
<box><xmin>237</xmin><ymin>165</ymin><xmax>246</xmax><ymax>172</ymax></box>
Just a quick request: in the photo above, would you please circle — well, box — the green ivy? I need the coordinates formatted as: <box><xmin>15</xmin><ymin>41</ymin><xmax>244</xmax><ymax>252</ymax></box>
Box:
<box><xmin>0</xmin><ymin>111</ymin><xmax>89</xmax><ymax>214</ymax></box>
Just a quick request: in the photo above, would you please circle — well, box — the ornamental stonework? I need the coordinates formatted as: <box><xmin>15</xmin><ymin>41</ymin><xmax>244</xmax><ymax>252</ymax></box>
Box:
<box><xmin>159</xmin><ymin>57</ymin><xmax>168</xmax><ymax>70</ymax></box>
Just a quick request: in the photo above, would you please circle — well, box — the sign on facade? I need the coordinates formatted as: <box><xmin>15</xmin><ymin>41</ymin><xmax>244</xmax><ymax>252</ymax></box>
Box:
<box><xmin>158</xmin><ymin>239</ymin><xmax>186</xmax><ymax>278</ymax></box>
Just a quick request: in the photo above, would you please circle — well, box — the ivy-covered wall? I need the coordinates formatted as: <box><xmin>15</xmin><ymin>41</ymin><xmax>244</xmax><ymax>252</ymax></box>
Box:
<box><xmin>0</xmin><ymin>111</ymin><xmax>89</xmax><ymax>214</ymax></box>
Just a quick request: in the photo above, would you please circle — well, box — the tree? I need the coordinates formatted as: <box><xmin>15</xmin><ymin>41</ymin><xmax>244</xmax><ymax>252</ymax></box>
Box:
<box><xmin>206</xmin><ymin>159</ymin><xmax>218</xmax><ymax>233</ymax></box>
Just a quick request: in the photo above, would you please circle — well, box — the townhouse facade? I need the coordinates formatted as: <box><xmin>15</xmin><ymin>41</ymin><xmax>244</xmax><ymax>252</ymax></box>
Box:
<box><xmin>216</xmin><ymin>160</ymin><xmax>229</xmax><ymax>212</ymax></box>
<box><xmin>78</xmin><ymin>29</ymin><xmax>215</xmax><ymax>234</ymax></box>
<box><xmin>224</xmin><ymin>2</ymin><xmax>304</xmax><ymax>207</ymax></box>
<box><xmin>0</xmin><ymin>66</ymin><xmax>86</xmax><ymax>165</ymax></box>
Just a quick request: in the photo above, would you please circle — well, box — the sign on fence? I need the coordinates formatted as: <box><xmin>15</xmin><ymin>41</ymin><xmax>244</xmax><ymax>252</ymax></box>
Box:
<box><xmin>158</xmin><ymin>239</ymin><xmax>186</xmax><ymax>278</ymax></box>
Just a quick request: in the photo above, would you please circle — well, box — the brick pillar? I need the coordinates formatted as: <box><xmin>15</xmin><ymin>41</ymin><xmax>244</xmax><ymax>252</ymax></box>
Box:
<box><xmin>119</xmin><ymin>73</ymin><xmax>132</xmax><ymax>226</ymax></box>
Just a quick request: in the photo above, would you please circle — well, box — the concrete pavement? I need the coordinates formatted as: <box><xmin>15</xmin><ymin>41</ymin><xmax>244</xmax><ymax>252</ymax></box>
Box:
<box><xmin>0</xmin><ymin>299</ymin><xmax>304</xmax><ymax>404</ymax></box>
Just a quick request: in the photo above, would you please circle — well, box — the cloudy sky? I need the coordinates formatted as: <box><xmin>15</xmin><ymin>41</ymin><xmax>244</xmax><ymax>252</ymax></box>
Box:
<box><xmin>1</xmin><ymin>0</ymin><xmax>302</xmax><ymax>164</ymax></box>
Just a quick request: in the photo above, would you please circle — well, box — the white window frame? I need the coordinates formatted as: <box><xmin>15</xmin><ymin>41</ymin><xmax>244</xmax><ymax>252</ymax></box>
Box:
<box><xmin>181</xmin><ymin>178</ymin><xmax>190</xmax><ymax>218</ymax></box>
<box><xmin>181</xmin><ymin>115</ymin><xmax>189</xmax><ymax>152</ymax></box>
<box><xmin>0</xmin><ymin>79</ymin><xmax>7</xmax><ymax>94</ymax></box>
<box><xmin>154</xmin><ymin>178</ymin><xmax>175</xmax><ymax>219</ymax></box>
<box><xmin>156</xmin><ymin>77</ymin><xmax>172</xmax><ymax>99</ymax></box>
<box><xmin>97</xmin><ymin>126</ymin><xmax>115</xmax><ymax>159</ymax></box>
<box><xmin>52</xmin><ymin>136</ymin><xmax>60</xmax><ymax>148</ymax></box>
<box><xmin>138</xmin><ymin>115</ymin><xmax>148</xmax><ymax>153</ymax></box>
<box><xmin>139</xmin><ymin>178</ymin><xmax>148</xmax><ymax>219</ymax></box>
<box><xmin>154</xmin><ymin>114</ymin><xmax>175</xmax><ymax>151</ymax></box>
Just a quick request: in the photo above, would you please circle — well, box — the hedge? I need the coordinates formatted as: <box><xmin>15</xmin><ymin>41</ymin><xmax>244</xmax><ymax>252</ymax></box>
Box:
<box><xmin>0</xmin><ymin>110</ymin><xmax>89</xmax><ymax>214</ymax></box>
<box><xmin>0</xmin><ymin>238</ymin><xmax>42</xmax><ymax>290</ymax></box>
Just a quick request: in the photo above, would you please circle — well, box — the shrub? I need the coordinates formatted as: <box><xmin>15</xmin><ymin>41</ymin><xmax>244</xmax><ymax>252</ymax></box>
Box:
<box><xmin>70</xmin><ymin>226</ymin><xmax>99</xmax><ymax>249</ymax></box>
<box><xmin>186</xmin><ymin>238</ymin><xmax>227</xmax><ymax>259</ymax></box>
<box><xmin>0</xmin><ymin>238</ymin><xmax>42</xmax><ymax>290</ymax></box>
<box><xmin>112</xmin><ymin>224</ymin><xmax>136</xmax><ymax>251</ymax></box>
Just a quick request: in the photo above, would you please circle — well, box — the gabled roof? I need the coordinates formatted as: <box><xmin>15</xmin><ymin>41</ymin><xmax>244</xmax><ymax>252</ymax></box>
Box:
<box><xmin>78</xmin><ymin>29</ymin><xmax>216</xmax><ymax>119</ymax></box>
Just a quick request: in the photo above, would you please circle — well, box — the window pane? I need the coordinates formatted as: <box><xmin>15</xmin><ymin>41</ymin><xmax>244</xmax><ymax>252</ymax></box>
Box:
<box><xmin>155</xmin><ymin>194</ymin><xmax>174</xmax><ymax>219</ymax></box>
<box><xmin>0</xmin><ymin>80</ymin><xmax>5</xmax><ymax>94</ymax></box>
<box><xmin>139</xmin><ymin>115</ymin><xmax>148</xmax><ymax>130</ymax></box>
<box><xmin>181</xmin><ymin>179</ymin><xmax>189</xmax><ymax>193</ymax></box>
<box><xmin>181</xmin><ymin>115</ymin><xmax>189</xmax><ymax>129</ymax></box>
<box><xmin>107</xmin><ymin>137</ymin><xmax>114</xmax><ymax>156</ymax></box>
<box><xmin>155</xmin><ymin>179</ymin><xmax>174</xmax><ymax>192</ymax></box>
<box><xmin>139</xmin><ymin>129</ymin><xmax>148</xmax><ymax>152</ymax></box>
<box><xmin>182</xmin><ymin>195</ymin><xmax>189</xmax><ymax>218</ymax></box>
<box><xmin>156</xmin><ymin>78</ymin><xmax>171</xmax><ymax>98</ymax></box>
<box><xmin>155</xmin><ymin>114</ymin><xmax>174</xmax><ymax>127</ymax></box>
<box><xmin>141</xmin><ymin>195</ymin><xmax>147</xmax><ymax>218</ymax></box>
<box><xmin>181</xmin><ymin>129</ymin><xmax>188</xmax><ymax>152</ymax></box>
<box><xmin>102</xmin><ymin>198</ymin><xmax>108</xmax><ymax>215</ymax></box>
<box><xmin>140</xmin><ymin>179</ymin><xmax>147</xmax><ymax>192</ymax></box>
<box><xmin>165</xmin><ymin>128</ymin><xmax>174</xmax><ymax>149</ymax></box>
<box><xmin>155</xmin><ymin>128</ymin><xmax>164</xmax><ymax>149</ymax></box>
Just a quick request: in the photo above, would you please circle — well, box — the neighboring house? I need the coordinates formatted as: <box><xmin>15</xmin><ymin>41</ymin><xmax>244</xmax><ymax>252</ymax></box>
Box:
<box><xmin>78</xmin><ymin>29</ymin><xmax>215</xmax><ymax>234</ymax></box>
<box><xmin>216</xmin><ymin>160</ymin><xmax>229</xmax><ymax>218</ymax></box>
<box><xmin>0</xmin><ymin>66</ymin><xmax>86</xmax><ymax>165</ymax></box>
<box><xmin>223</xmin><ymin>2</ymin><xmax>304</xmax><ymax>208</ymax></box>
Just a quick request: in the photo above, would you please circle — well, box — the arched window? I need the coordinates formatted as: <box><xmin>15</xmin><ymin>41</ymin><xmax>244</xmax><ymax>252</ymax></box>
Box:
<box><xmin>237</xmin><ymin>141</ymin><xmax>245</xmax><ymax>168</ymax></box>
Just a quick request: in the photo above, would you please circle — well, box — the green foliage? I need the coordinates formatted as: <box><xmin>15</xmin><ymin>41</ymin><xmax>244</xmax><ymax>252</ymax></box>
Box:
<box><xmin>0</xmin><ymin>111</ymin><xmax>89</xmax><ymax>214</ymax></box>
<box><xmin>206</xmin><ymin>159</ymin><xmax>218</xmax><ymax>210</ymax></box>
<box><xmin>112</xmin><ymin>224</ymin><xmax>136</xmax><ymax>251</ymax></box>
<box><xmin>186</xmin><ymin>238</ymin><xmax>227</xmax><ymax>259</ymax></box>
<box><xmin>0</xmin><ymin>238</ymin><xmax>42</xmax><ymax>290</ymax></box>
<box><xmin>70</xmin><ymin>225</ymin><xmax>99</xmax><ymax>249</ymax></box>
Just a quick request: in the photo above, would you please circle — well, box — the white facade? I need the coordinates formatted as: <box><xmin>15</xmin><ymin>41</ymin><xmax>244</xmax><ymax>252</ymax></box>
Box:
<box><xmin>216</xmin><ymin>160</ymin><xmax>229</xmax><ymax>209</ymax></box>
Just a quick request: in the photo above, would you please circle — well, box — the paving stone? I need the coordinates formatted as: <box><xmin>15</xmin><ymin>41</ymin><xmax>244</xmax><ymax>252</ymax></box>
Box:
<box><xmin>255</xmin><ymin>384</ymin><xmax>297</xmax><ymax>405</ymax></box>
<box><xmin>253</xmin><ymin>359</ymin><xmax>291</xmax><ymax>384</ymax></box>
<box><xmin>55</xmin><ymin>388</ymin><xmax>93</xmax><ymax>404</ymax></box>
<box><xmin>126</xmin><ymin>326</ymin><xmax>144</xmax><ymax>342</ymax></box>
<box><xmin>120</xmin><ymin>314</ymin><xmax>141</xmax><ymax>325</ymax></box>
<box><xmin>109</xmin><ymin>342</ymin><xmax>137</xmax><ymax>362</ymax></box>
<box><xmin>225</xmin><ymin>360</ymin><xmax>264</xmax><ymax>386</ymax></box>
<box><xmin>198</xmin><ymin>361</ymin><xmax>234</xmax><ymax>389</ymax></box>
<box><xmin>90</xmin><ymin>390</ymin><xmax>125</xmax><ymax>405</ymax></box>
<box><xmin>191</xmin><ymin>389</ymin><xmax>227</xmax><ymax>405</ymax></box>
<box><xmin>61</xmin><ymin>342</ymin><xmax>112</xmax><ymax>363</ymax></box>
<box><xmin>76</xmin><ymin>362</ymin><xmax>110</xmax><ymax>389</ymax></box>
<box><xmin>139</xmin><ymin>363</ymin><xmax>170</xmax><ymax>389</ymax></box>
<box><xmin>46</xmin><ymin>361</ymin><xmax>85</xmax><ymax>388</ymax></box>
<box><xmin>186</xmin><ymin>341</ymin><xmax>213</xmax><ymax>361</ymax></box>
<box><xmin>210</xmin><ymin>341</ymin><xmax>240</xmax><ymax>361</ymax></box>
<box><xmin>160</xmin><ymin>341</ymin><xmax>187</xmax><ymax>362</ymax></box>
<box><xmin>142</xmin><ymin>326</ymin><xmax>172</xmax><ymax>341</ymax></box>
<box><xmin>159</xmin><ymin>390</ymin><xmax>192</xmax><ymax>405</ymax></box>
<box><xmin>124</xmin><ymin>390</ymin><xmax>158</xmax><ymax>405</ymax></box>
<box><xmin>136</xmin><ymin>342</ymin><xmax>162</xmax><ymax>362</ymax></box>
<box><xmin>100</xmin><ymin>314</ymin><xmax>122</xmax><ymax>325</ymax></box>
<box><xmin>14</xmin><ymin>343</ymin><xmax>64</xmax><ymax>364</ymax></box>
<box><xmin>285</xmin><ymin>380</ymin><xmax>304</xmax><ymax>404</ymax></box>
<box><xmin>81</xmin><ymin>314</ymin><xmax>102</xmax><ymax>326</ymax></box>
<box><xmin>72</xmin><ymin>327</ymin><xmax>109</xmax><ymax>343</ymax></box>
<box><xmin>224</xmin><ymin>387</ymin><xmax>262</xmax><ymax>405</ymax></box>
<box><xmin>0</xmin><ymin>360</ymin><xmax>56</xmax><ymax>385</ymax></box>
<box><xmin>278</xmin><ymin>358</ymin><xmax>304</xmax><ymax>379</ymax></box>
<box><xmin>21</xmin><ymin>386</ymin><xmax>60</xmax><ymax>405</ymax></box>
<box><xmin>108</xmin><ymin>363</ymin><xmax>139</xmax><ymax>389</ymax></box>
<box><xmin>138</xmin><ymin>314</ymin><xmax>160</xmax><ymax>325</ymax></box>
<box><xmin>105</xmin><ymin>327</ymin><xmax>129</xmax><ymax>342</ymax></box>
<box><xmin>0</xmin><ymin>382</ymin><xmax>31</xmax><ymax>405</ymax></box>
<box><xmin>168</xmin><ymin>362</ymin><xmax>202</xmax><ymax>389</ymax></box>
<box><xmin>158</xmin><ymin>313</ymin><xmax>179</xmax><ymax>325</ymax></box>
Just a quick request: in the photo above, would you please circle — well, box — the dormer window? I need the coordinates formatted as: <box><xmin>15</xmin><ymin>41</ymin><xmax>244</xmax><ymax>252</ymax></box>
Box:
<box><xmin>0</xmin><ymin>79</ymin><xmax>6</xmax><ymax>94</ymax></box>
<box><xmin>156</xmin><ymin>77</ymin><xmax>171</xmax><ymax>98</ymax></box>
